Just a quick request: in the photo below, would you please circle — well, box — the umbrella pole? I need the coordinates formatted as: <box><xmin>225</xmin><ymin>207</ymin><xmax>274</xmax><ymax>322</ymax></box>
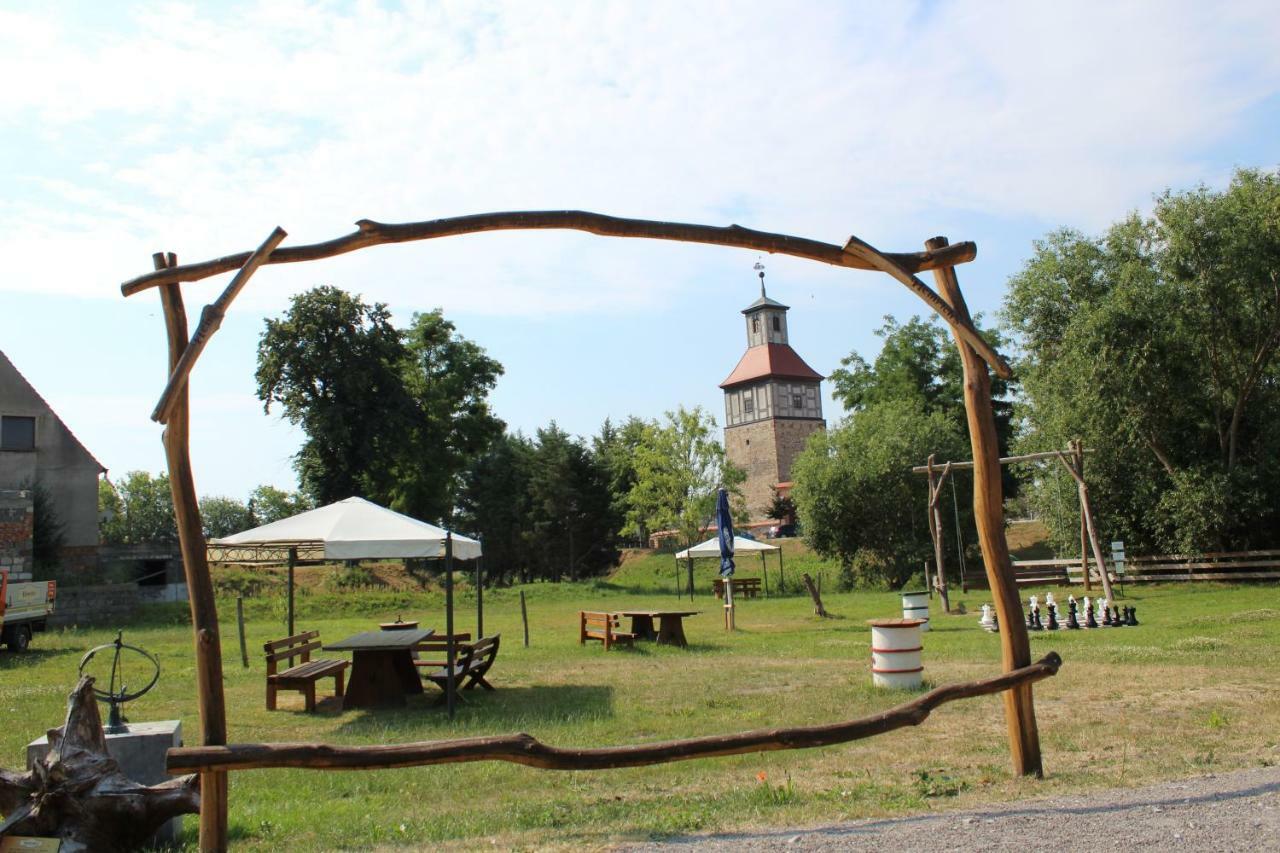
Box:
<box><xmin>287</xmin><ymin>546</ymin><xmax>296</xmax><ymax>637</ymax></box>
<box><xmin>446</xmin><ymin>533</ymin><xmax>456</xmax><ymax>719</ymax></box>
<box><xmin>724</xmin><ymin>575</ymin><xmax>735</xmax><ymax>630</ymax></box>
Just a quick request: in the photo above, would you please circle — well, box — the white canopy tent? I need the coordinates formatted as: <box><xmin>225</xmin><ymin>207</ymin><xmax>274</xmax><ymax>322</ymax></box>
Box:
<box><xmin>210</xmin><ymin>496</ymin><xmax>481</xmax><ymax>717</ymax></box>
<box><xmin>212</xmin><ymin>496</ymin><xmax>481</xmax><ymax>560</ymax></box>
<box><xmin>673</xmin><ymin>534</ymin><xmax>784</xmax><ymax>599</ymax></box>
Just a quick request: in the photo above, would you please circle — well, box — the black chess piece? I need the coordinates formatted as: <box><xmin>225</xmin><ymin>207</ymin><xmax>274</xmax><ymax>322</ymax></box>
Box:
<box><xmin>1110</xmin><ymin>607</ymin><xmax>1124</xmax><ymax>626</ymax></box>
<box><xmin>1085</xmin><ymin>604</ymin><xmax>1098</xmax><ymax>629</ymax></box>
<box><xmin>1066</xmin><ymin>600</ymin><xmax>1081</xmax><ymax>629</ymax></box>
<box><xmin>1047</xmin><ymin>603</ymin><xmax>1059</xmax><ymax>630</ymax></box>
<box><xmin>1102</xmin><ymin>606</ymin><xmax>1113</xmax><ymax>626</ymax></box>
<box><xmin>1126</xmin><ymin>606</ymin><xmax>1138</xmax><ymax>626</ymax></box>
<box><xmin>1030</xmin><ymin>606</ymin><xmax>1044</xmax><ymax>631</ymax></box>
<box><xmin>1026</xmin><ymin>609</ymin><xmax>1036</xmax><ymax>629</ymax></box>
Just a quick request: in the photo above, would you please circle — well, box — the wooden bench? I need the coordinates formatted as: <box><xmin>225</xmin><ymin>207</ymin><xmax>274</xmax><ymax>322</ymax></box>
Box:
<box><xmin>411</xmin><ymin>633</ymin><xmax>472</xmax><ymax>670</ymax></box>
<box><xmin>422</xmin><ymin>635</ymin><xmax>501</xmax><ymax>694</ymax></box>
<box><xmin>713</xmin><ymin>577</ymin><xmax>762</xmax><ymax>599</ymax></box>
<box><xmin>264</xmin><ymin>631</ymin><xmax>349</xmax><ymax>712</ymax></box>
<box><xmin>579</xmin><ymin>611</ymin><xmax>637</xmax><ymax>650</ymax></box>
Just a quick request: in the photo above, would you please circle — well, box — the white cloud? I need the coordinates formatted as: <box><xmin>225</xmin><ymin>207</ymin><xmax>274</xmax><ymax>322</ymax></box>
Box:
<box><xmin>1</xmin><ymin>0</ymin><xmax>1277</xmax><ymax>312</ymax></box>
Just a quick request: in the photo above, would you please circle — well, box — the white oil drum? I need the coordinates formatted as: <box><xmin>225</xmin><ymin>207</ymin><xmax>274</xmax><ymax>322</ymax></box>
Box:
<box><xmin>901</xmin><ymin>590</ymin><xmax>930</xmax><ymax>631</ymax></box>
<box><xmin>869</xmin><ymin>618</ymin><xmax>924</xmax><ymax>689</ymax></box>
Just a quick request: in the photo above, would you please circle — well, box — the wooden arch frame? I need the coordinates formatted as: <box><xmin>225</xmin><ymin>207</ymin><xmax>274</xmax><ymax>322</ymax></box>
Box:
<box><xmin>122</xmin><ymin>211</ymin><xmax>1043</xmax><ymax>851</ymax></box>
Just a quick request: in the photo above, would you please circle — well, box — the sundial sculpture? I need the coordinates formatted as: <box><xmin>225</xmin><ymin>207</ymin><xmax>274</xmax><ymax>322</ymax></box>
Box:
<box><xmin>77</xmin><ymin>630</ymin><xmax>161</xmax><ymax>733</ymax></box>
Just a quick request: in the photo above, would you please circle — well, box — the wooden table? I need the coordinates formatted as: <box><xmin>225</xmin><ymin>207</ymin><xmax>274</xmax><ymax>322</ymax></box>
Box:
<box><xmin>323</xmin><ymin>628</ymin><xmax>433</xmax><ymax>709</ymax></box>
<box><xmin>619</xmin><ymin>611</ymin><xmax>700</xmax><ymax>647</ymax></box>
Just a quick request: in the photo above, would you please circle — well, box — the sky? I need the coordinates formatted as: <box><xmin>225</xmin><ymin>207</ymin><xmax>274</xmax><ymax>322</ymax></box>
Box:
<box><xmin>2</xmin><ymin>0</ymin><xmax>1279</xmax><ymax>501</ymax></box>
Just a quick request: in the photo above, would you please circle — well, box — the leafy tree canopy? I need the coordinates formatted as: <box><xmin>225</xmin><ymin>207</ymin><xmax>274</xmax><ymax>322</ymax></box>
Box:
<box><xmin>1003</xmin><ymin>167</ymin><xmax>1280</xmax><ymax>553</ymax></box>
<box><xmin>256</xmin><ymin>287</ymin><xmax>504</xmax><ymax>523</ymax></box>
<box><xmin>100</xmin><ymin>471</ymin><xmax>176</xmax><ymax>545</ymax></box>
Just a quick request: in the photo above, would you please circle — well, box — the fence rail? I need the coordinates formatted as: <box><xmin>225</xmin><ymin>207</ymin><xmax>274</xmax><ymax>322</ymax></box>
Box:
<box><xmin>1000</xmin><ymin>550</ymin><xmax>1280</xmax><ymax>586</ymax></box>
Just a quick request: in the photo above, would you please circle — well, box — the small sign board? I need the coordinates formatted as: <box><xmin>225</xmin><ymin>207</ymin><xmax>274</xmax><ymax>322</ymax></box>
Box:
<box><xmin>1</xmin><ymin>838</ymin><xmax>63</xmax><ymax>852</ymax></box>
<box><xmin>1110</xmin><ymin>540</ymin><xmax>1126</xmax><ymax>575</ymax></box>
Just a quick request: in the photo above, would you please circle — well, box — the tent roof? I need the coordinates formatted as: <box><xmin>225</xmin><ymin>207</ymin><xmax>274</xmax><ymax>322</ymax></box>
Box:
<box><xmin>676</xmin><ymin>535</ymin><xmax>779</xmax><ymax>559</ymax></box>
<box><xmin>211</xmin><ymin>496</ymin><xmax>481</xmax><ymax>561</ymax></box>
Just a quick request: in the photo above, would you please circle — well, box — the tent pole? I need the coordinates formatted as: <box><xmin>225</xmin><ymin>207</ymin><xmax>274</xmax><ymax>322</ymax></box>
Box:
<box><xmin>778</xmin><ymin>547</ymin><xmax>785</xmax><ymax>591</ymax></box>
<box><xmin>446</xmin><ymin>533</ymin><xmax>456</xmax><ymax>719</ymax></box>
<box><xmin>287</xmin><ymin>546</ymin><xmax>296</xmax><ymax>637</ymax></box>
<box><xmin>760</xmin><ymin>551</ymin><xmax>768</xmax><ymax>597</ymax></box>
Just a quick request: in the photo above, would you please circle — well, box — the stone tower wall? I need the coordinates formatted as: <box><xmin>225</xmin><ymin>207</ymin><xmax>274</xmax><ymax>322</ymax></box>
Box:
<box><xmin>774</xmin><ymin>419</ymin><xmax>825</xmax><ymax>484</ymax></box>
<box><xmin>724</xmin><ymin>420</ymin><xmax>780</xmax><ymax>519</ymax></box>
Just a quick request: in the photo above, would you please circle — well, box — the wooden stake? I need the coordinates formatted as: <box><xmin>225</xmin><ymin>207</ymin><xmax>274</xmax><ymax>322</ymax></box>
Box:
<box><xmin>1076</xmin><ymin>441</ymin><xmax>1091</xmax><ymax>593</ymax></box>
<box><xmin>927</xmin><ymin>236</ymin><xmax>1043</xmax><ymax>778</ymax></box>
<box><xmin>1056</xmin><ymin>444</ymin><xmax>1116</xmax><ymax>603</ymax></box>
<box><xmin>519</xmin><ymin>591</ymin><xmax>529</xmax><ymax>648</ymax></box>
<box><xmin>236</xmin><ymin>597</ymin><xmax>248</xmax><ymax>669</ymax></box>
<box><xmin>926</xmin><ymin>455</ymin><xmax>953</xmax><ymax>613</ymax></box>
<box><xmin>154</xmin><ymin>252</ymin><xmax>230</xmax><ymax>848</ymax></box>
<box><xmin>802</xmin><ymin>573</ymin><xmax>828</xmax><ymax>617</ymax></box>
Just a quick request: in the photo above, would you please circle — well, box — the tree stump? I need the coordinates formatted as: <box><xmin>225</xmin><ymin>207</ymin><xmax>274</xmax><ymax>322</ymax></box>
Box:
<box><xmin>0</xmin><ymin>676</ymin><xmax>200</xmax><ymax>852</ymax></box>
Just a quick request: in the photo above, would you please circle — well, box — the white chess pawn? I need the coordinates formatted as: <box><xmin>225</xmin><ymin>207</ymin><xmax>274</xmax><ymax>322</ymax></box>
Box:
<box><xmin>1029</xmin><ymin>595</ymin><xmax>1038</xmax><ymax>611</ymax></box>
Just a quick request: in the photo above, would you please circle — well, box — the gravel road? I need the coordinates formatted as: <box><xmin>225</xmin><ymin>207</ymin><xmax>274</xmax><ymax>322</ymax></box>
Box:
<box><xmin>620</xmin><ymin>766</ymin><xmax>1280</xmax><ymax>851</ymax></box>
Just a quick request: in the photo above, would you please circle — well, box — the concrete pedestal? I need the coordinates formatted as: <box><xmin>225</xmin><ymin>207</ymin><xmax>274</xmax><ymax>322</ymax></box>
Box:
<box><xmin>27</xmin><ymin>720</ymin><xmax>183</xmax><ymax>844</ymax></box>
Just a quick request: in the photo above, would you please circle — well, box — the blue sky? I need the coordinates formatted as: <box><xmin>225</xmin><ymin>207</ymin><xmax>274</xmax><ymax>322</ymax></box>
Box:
<box><xmin>2</xmin><ymin>1</ymin><xmax>1278</xmax><ymax>500</ymax></box>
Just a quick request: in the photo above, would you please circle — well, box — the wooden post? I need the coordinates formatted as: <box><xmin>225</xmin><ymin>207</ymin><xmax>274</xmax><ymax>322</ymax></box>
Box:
<box><xmin>519</xmin><ymin>591</ymin><xmax>529</xmax><ymax>648</ymax></box>
<box><xmin>236</xmin><ymin>597</ymin><xmax>248</xmax><ymax>669</ymax></box>
<box><xmin>154</xmin><ymin>252</ymin><xmax>230</xmax><ymax>848</ymax></box>
<box><xmin>927</xmin><ymin>236</ymin><xmax>1043</xmax><ymax>778</ymax></box>
<box><xmin>1074</xmin><ymin>441</ymin><xmax>1091</xmax><ymax>593</ymax></box>
<box><xmin>675</xmin><ymin>557</ymin><xmax>681</xmax><ymax>599</ymax></box>
<box><xmin>1057</xmin><ymin>442</ymin><xmax>1115</xmax><ymax>604</ymax></box>
<box><xmin>723</xmin><ymin>576</ymin><xmax>735</xmax><ymax>631</ymax></box>
<box><xmin>476</xmin><ymin>553</ymin><xmax>484</xmax><ymax>639</ymax></box>
<box><xmin>445</xmin><ymin>533</ymin><xmax>456</xmax><ymax>719</ymax></box>
<box><xmin>286</xmin><ymin>546</ymin><xmax>296</xmax><ymax>637</ymax></box>
<box><xmin>926</xmin><ymin>456</ymin><xmax>952</xmax><ymax>613</ymax></box>
<box><xmin>801</xmin><ymin>572</ymin><xmax>827</xmax><ymax>617</ymax></box>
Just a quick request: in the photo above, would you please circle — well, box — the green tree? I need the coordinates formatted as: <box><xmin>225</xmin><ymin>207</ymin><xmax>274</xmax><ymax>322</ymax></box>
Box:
<box><xmin>199</xmin><ymin>496</ymin><xmax>250</xmax><ymax>539</ymax></box>
<box><xmin>27</xmin><ymin>480</ymin><xmax>65</xmax><ymax>568</ymax></box>
<box><xmin>624</xmin><ymin>406</ymin><xmax>745</xmax><ymax>549</ymax></box>
<box><xmin>829</xmin><ymin>314</ymin><xmax>1017</xmax><ymax>495</ymax></box>
<box><xmin>593</xmin><ymin>416</ymin><xmax>651</xmax><ymax>546</ymax></box>
<box><xmin>100</xmin><ymin>471</ymin><xmax>176</xmax><ymax>544</ymax></box>
<box><xmin>790</xmin><ymin>401</ymin><xmax>965</xmax><ymax>589</ymax></box>
<box><xmin>1003</xmin><ymin>167</ymin><xmax>1280</xmax><ymax>553</ymax></box>
<box><xmin>456</xmin><ymin>432</ymin><xmax>534</xmax><ymax>584</ymax></box>
<box><xmin>256</xmin><ymin>288</ymin><xmax>504</xmax><ymax>522</ymax></box>
<box><xmin>246</xmin><ymin>485</ymin><xmax>313</xmax><ymax>525</ymax></box>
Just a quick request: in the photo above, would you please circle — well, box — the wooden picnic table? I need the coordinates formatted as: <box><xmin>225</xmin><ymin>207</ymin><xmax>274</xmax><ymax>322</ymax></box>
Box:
<box><xmin>323</xmin><ymin>628</ymin><xmax>433</xmax><ymax>709</ymax></box>
<box><xmin>618</xmin><ymin>610</ymin><xmax>700</xmax><ymax>647</ymax></box>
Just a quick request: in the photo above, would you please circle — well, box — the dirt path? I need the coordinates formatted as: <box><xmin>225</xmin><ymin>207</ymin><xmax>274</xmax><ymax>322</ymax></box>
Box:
<box><xmin>621</xmin><ymin>766</ymin><xmax>1280</xmax><ymax>851</ymax></box>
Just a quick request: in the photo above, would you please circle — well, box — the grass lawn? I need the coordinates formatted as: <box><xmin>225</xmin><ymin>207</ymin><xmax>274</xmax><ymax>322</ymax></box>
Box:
<box><xmin>2</xmin><ymin>567</ymin><xmax>1278</xmax><ymax>850</ymax></box>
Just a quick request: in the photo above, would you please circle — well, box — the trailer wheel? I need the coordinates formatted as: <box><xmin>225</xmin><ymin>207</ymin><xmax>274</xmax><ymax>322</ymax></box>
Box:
<box><xmin>8</xmin><ymin>625</ymin><xmax>31</xmax><ymax>652</ymax></box>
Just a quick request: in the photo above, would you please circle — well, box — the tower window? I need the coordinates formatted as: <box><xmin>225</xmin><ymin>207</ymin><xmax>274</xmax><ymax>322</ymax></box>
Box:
<box><xmin>792</xmin><ymin>393</ymin><xmax>803</xmax><ymax>409</ymax></box>
<box><xmin>744</xmin><ymin>397</ymin><xmax>754</xmax><ymax>414</ymax></box>
<box><xmin>772</xmin><ymin>315</ymin><xmax>781</xmax><ymax>332</ymax></box>
<box><xmin>752</xmin><ymin>317</ymin><xmax>760</xmax><ymax>333</ymax></box>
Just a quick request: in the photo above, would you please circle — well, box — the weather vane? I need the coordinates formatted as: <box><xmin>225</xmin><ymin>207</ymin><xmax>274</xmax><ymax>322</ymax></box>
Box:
<box><xmin>754</xmin><ymin>260</ymin><xmax>766</xmax><ymax>297</ymax></box>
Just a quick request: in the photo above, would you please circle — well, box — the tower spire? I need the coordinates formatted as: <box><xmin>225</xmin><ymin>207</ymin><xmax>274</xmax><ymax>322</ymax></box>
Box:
<box><xmin>754</xmin><ymin>261</ymin><xmax>766</xmax><ymax>298</ymax></box>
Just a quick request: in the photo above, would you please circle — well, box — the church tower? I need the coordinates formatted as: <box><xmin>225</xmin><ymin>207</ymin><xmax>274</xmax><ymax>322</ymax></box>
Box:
<box><xmin>721</xmin><ymin>265</ymin><xmax>825</xmax><ymax>521</ymax></box>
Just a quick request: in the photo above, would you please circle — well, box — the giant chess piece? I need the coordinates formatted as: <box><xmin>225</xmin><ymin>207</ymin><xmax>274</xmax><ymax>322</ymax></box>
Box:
<box><xmin>1085</xmin><ymin>597</ymin><xmax>1098</xmax><ymax>629</ymax></box>
<box><xmin>1102</xmin><ymin>603</ymin><xmax>1113</xmax><ymax>626</ymax></box>
<box><xmin>1026</xmin><ymin>608</ymin><xmax>1036</xmax><ymax>629</ymax></box>
<box><xmin>1066</xmin><ymin>599</ymin><xmax>1081</xmax><ymax>629</ymax></box>
<box><xmin>1046</xmin><ymin>603</ymin><xmax>1060</xmax><ymax>630</ymax></box>
<box><xmin>979</xmin><ymin>604</ymin><xmax>998</xmax><ymax>632</ymax></box>
<box><xmin>1126</xmin><ymin>606</ymin><xmax>1139</xmax><ymax>626</ymax></box>
<box><xmin>1112</xmin><ymin>606</ymin><xmax>1125</xmax><ymax>626</ymax></box>
<box><xmin>1030</xmin><ymin>606</ymin><xmax>1044</xmax><ymax>631</ymax></box>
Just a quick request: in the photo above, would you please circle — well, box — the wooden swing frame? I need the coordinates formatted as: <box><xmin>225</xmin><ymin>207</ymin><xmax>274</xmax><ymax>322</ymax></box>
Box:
<box><xmin>120</xmin><ymin>211</ymin><xmax>1050</xmax><ymax>851</ymax></box>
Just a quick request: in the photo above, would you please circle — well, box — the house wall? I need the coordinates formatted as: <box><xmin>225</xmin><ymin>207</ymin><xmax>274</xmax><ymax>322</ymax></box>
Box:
<box><xmin>0</xmin><ymin>352</ymin><xmax>103</xmax><ymax>553</ymax></box>
<box><xmin>0</xmin><ymin>489</ymin><xmax>34</xmax><ymax>581</ymax></box>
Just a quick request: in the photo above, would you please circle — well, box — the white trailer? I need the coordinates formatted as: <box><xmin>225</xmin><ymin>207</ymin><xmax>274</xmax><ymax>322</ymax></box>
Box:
<box><xmin>0</xmin><ymin>571</ymin><xmax>56</xmax><ymax>651</ymax></box>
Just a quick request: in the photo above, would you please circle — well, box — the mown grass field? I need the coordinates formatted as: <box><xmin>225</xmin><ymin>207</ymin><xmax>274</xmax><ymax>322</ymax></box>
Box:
<box><xmin>2</xmin><ymin>552</ymin><xmax>1278</xmax><ymax>850</ymax></box>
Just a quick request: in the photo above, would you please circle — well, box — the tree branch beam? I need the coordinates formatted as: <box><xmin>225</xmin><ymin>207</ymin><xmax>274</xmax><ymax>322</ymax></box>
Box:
<box><xmin>150</xmin><ymin>227</ymin><xmax>286</xmax><ymax>424</ymax></box>
<box><xmin>168</xmin><ymin>653</ymin><xmax>1061</xmax><ymax>774</ymax></box>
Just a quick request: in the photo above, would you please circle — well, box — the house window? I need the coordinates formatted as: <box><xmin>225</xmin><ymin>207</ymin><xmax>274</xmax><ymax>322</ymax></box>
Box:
<box><xmin>772</xmin><ymin>315</ymin><xmax>781</xmax><ymax>332</ymax></box>
<box><xmin>743</xmin><ymin>396</ymin><xmax>754</xmax><ymax>414</ymax></box>
<box><xmin>792</xmin><ymin>393</ymin><xmax>803</xmax><ymax>409</ymax></box>
<box><xmin>0</xmin><ymin>415</ymin><xmax>35</xmax><ymax>450</ymax></box>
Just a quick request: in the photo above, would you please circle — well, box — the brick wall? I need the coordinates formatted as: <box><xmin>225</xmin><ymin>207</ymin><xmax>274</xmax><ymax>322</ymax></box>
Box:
<box><xmin>0</xmin><ymin>489</ymin><xmax>34</xmax><ymax>581</ymax></box>
<box><xmin>725</xmin><ymin>419</ymin><xmax>825</xmax><ymax>521</ymax></box>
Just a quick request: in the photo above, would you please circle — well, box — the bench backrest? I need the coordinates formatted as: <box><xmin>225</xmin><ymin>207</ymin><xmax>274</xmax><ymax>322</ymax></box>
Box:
<box><xmin>264</xmin><ymin>630</ymin><xmax>322</xmax><ymax>677</ymax></box>
<box><xmin>411</xmin><ymin>633</ymin><xmax>473</xmax><ymax>656</ymax></box>
<box><xmin>580</xmin><ymin>611</ymin><xmax>620</xmax><ymax>631</ymax></box>
<box><xmin>468</xmin><ymin>634</ymin><xmax>499</xmax><ymax>665</ymax></box>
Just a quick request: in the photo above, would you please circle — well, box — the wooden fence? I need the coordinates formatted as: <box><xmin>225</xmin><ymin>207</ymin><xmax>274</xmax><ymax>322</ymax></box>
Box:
<box><xmin>984</xmin><ymin>550</ymin><xmax>1280</xmax><ymax>587</ymax></box>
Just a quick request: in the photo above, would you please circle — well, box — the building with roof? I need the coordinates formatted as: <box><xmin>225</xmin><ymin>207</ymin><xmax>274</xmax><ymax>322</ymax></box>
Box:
<box><xmin>720</xmin><ymin>269</ymin><xmax>825</xmax><ymax>522</ymax></box>
<box><xmin>0</xmin><ymin>349</ymin><xmax>106</xmax><ymax>579</ymax></box>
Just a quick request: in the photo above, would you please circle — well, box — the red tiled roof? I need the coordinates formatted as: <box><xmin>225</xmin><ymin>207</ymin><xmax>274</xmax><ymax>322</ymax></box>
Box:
<box><xmin>720</xmin><ymin>343</ymin><xmax>824</xmax><ymax>389</ymax></box>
